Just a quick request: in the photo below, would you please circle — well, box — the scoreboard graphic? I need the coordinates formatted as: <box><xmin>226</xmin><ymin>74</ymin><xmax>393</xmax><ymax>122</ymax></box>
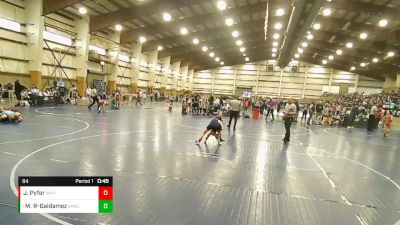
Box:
<box><xmin>18</xmin><ymin>176</ymin><xmax>113</xmax><ymax>213</ymax></box>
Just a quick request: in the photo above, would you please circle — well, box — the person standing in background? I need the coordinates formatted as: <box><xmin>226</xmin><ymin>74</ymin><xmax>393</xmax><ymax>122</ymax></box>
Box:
<box><xmin>136</xmin><ymin>89</ymin><xmax>142</xmax><ymax>106</ymax></box>
<box><xmin>282</xmin><ymin>97</ymin><xmax>297</xmax><ymax>144</ymax></box>
<box><xmin>86</xmin><ymin>86</ymin><xmax>91</xmax><ymax>98</ymax></box>
<box><xmin>14</xmin><ymin>80</ymin><xmax>26</xmax><ymax>106</ymax></box>
<box><xmin>88</xmin><ymin>88</ymin><xmax>98</xmax><ymax>110</ymax></box>
<box><xmin>307</xmin><ymin>103</ymin><xmax>315</xmax><ymax>125</ymax></box>
<box><xmin>301</xmin><ymin>104</ymin><xmax>308</xmax><ymax>123</ymax></box>
<box><xmin>315</xmin><ymin>101</ymin><xmax>324</xmax><ymax>124</ymax></box>
<box><xmin>227</xmin><ymin>97</ymin><xmax>241</xmax><ymax>131</ymax></box>
<box><xmin>7</xmin><ymin>82</ymin><xmax>14</xmax><ymax>101</ymax></box>
<box><xmin>266</xmin><ymin>97</ymin><xmax>276</xmax><ymax>121</ymax></box>
<box><xmin>276</xmin><ymin>100</ymin><xmax>282</xmax><ymax>116</ymax></box>
<box><xmin>367</xmin><ymin>104</ymin><xmax>377</xmax><ymax>131</ymax></box>
<box><xmin>142</xmin><ymin>91</ymin><xmax>147</xmax><ymax>104</ymax></box>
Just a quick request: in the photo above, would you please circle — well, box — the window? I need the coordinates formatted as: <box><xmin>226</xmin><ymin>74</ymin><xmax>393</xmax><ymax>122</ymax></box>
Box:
<box><xmin>118</xmin><ymin>54</ymin><xmax>130</xmax><ymax>62</ymax></box>
<box><xmin>139</xmin><ymin>61</ymin><xmax>148</xmax><ymax>67</ymax></box>
<box><xmin>43</xmin><ymin>31</ymin><xmax>72</xmax><ymax>46</ymax></box>
<box><xmin>89</xmin><ymin>45</ymin><xmax>106</xmax><ymax>55</ymax></box>
<box><xmin>0</xmin><ymin>17</ymin><xmax>20</xmax><ymax>32</ymax></box>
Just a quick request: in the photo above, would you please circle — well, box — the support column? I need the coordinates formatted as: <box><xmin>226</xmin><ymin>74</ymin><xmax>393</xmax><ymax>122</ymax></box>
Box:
<box><xmin>180</xmin><ymin>66</ymin><xmax>188</xmax><ymax>92</ymax></box>
<box><xmin>278</xmin><ymin>69</ymin><xmax>283</xmax><ymax>97</ymax></box>
<box><xmin>354</xmin><ymin>74</ymin><xmax>359</xmax><ymax>92</ymax></box>
<box><xmin>255</xmin><ymin>63</ymin><xmax>260</xmax><ymax>96</ymax></box>
<box><xmin>25</xmin><ymin>0</ymin><xmax>44</xmax><ymax>88</ymax></box>
<box><xmin>75</xmin><ymin>15</ymin><xmax>90</xmax><ymax>97</ymax></box>
<box><xmin>171</xmin><ymin>61</ymin><xmax>181</xmax><ymax>95</ymax></box>
<box><xmin>328</xmin><ymin>68</ymin><xmax>333</xmax><ymax>91</ymax></box>
<box><xmin>383</xmin><ymin>74</ymin><xmax>400</xmax><ymax>90</ymax></box>
<box><xmin>107</xmin><ymin>32</ymin><xmax>120</xmax><ymax>93</ymax></box>
<box><xmin>233</xmin><ymin>67</ymin><xmax>237</xmax><ymax>95</ymax></box>
<box><xmin>397</xmin><ymin>74</ymin><xmax>400</xmax><ymax>88</ymax></box>
<box><xmin>160</xmin><ymin>56</ymin><xmax>170</xmax><ymax>95</ymax></box>
<box><xmin>211</xmin><ymin>69</ymin><xmax>215</xmax><ymax>94</ymax></box>
<box><xmin>147</xmin><ymin>50</ymin><xmax>158</xmax><ymax>91</ymax></box>
<box><xmin>301</xmin><ymin>64</ymin><xmax>308</xmax><ymax>99</ymax></box>
<box><xmin>130</xmin><ymin>42</ymin><xmax>142</xmax><ymax>93</ymax></box>
<box><xmin>188</xmin><ymin>69</ymin><xmax>194</xmax><ymax>92</ymax></box>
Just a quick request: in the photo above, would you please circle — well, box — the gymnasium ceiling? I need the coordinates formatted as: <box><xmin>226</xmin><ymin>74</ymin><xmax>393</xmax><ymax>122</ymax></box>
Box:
<box><xmin>43</xmin><ymin>0</ymin><xmax>400</xmax><ymax>80</ymax></box>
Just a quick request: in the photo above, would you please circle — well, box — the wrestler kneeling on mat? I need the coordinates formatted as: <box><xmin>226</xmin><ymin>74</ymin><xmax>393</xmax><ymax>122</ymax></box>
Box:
<box><xmin>195</xmin><ymin>114</ymin><xmax>224</xmax><ymax>145</ymax></box>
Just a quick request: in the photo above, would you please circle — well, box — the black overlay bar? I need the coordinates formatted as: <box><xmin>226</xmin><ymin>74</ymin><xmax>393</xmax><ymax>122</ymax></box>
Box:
<box><xmin>18</xmin><ymin>176</ymin><xmax>113</xmax><ymax>186</ymax></box>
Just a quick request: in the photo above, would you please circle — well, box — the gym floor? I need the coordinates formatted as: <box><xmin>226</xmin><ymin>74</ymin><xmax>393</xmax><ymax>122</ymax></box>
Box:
<box><xmin>0</xmin><ymin>103</ymin><xmax>399</xmax><ymax>225</ymax></box>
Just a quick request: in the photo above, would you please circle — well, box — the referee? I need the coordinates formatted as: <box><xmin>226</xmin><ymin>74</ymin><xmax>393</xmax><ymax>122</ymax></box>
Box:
<box><xmin>283</xmin><ymin>97</ymin><xmax>297</xmax><ymax>143</ymax></box>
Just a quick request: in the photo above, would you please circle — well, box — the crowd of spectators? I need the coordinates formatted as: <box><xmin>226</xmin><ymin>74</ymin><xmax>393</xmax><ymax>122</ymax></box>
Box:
<box><xmin>175</xmin><ymin>89</ymin><xmax>399</xmax><ymax>131</ymax></box>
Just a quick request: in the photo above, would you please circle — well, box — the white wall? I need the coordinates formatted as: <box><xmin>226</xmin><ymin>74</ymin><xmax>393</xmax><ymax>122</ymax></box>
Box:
<box><xmin>193</xmin><ymin>61</ymin><xmax>383</xmax><ymax>98</ymax></box>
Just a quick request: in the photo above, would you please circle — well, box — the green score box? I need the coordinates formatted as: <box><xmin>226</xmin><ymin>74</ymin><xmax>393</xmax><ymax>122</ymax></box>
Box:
<box><xmin>99</xmin><ymin>200</ymin><xmax>113</xmax><ymax>213</ymax></box>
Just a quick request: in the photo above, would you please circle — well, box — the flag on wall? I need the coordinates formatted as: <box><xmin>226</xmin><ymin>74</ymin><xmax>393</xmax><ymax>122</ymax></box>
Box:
<box><xmin>264</xmin><ymin>0</ymin><xmax>269</xmax><ymax>41</ymax></box>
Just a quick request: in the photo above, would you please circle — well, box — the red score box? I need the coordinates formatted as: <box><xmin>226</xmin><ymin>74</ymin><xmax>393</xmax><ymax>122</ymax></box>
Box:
<box><xmin>99</xmin><ymin>186</ymin><xmax>113</xmax><ymax>200</ymax></box>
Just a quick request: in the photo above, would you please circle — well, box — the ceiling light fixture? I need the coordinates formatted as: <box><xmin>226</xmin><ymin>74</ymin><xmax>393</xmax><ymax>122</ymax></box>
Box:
<box><xmin>220</xmin><ymin>61</ymin><xmax>224</xmax><ymax>65</ymax></box>
<box><xmin>139</xmin><ymin>36</ymin><xmax>146</xmax><ymax>43</ymax></box>
<box><xmin>378</xmin><ymin>19</ymin><xmax>388</xmax><ymax>27</ymax></box>
<box><xmin>202</xmin><ymin>46</ymin><xmax>208</xmax><ymax>52</ymax></box>
<box><xmin>273</xmin><ymin>33</ymin><xmax>280</xmax><ymax>39</ymax></box>
<box><xmin>180</xmin><ymin>27</ymin><xmax>188</xmax><ymax>35</ymax></box>
<box><xmin>274</xmin><ymin>23</ymin><xmax>283</xmax><ymax>30</ymax></box>
<box><xmin>307</xmin><ymin>34</ymin><xmax>314</xmax><ymax>40</ymax></box>
<box><xmin>346</xmin><ymin>42</ymin><xmax>353</xmax><ymax>48</ymax></box>
<box><xmin>272</xmin><ymin>48</ymin><xmax>277</xmax><ymax>53</ymax></box>
<box><xmin>162</xmin><ymin>12</ymin><xmax>172</xmax><ymax>22</ymax></box>
<box><xmin>322</xmin><ymin>59</ymin><xmax>327</xmax><ymax>64</ymax></box>
<box><xmin>387</xmin><ymin>51</ymin><xmax>395</xmax><ymax>57</ymax></box>
<box><xmin>245</xmin><ymin>57</ymin><xmax>249</xmax><ymax>62</ymax></box>
<box><xmin>225</xmin><ymin>18</ymin><xmax>234</xmax><ymax>26</ymax></box>
<box><xmin>209</xmin><ymin>52</ymin><xmax>215</xmax><ymax>57</ymax></box>
<box><xmin>157</xmin><ymin>46</ymin><xmax>163</xmax><ymax>51</ymax></box>
<box><xmin>360</xmin><ymin>62</ymin><xmax>366</xmax><ymax>67</ymax></box>
<box><xmin>322</xmin><ymin>8</ymin><xmax>331</xmax><ymax>16</ymax></box>
<box><xmin>298</xmin><ymin>48</ymin><xmax>304</xmax><ymax>54</ymax></box>
<box><xmin>301</xmin><ymin>42</ymin><xmax>308</xmax><ymax>48</ymax></box>
<box><xmin>350</xmin><ymin>66</ymin><xmax>355</xmax><ymax>71</ymax></box>
<box><xmin>115</xmin><ymin>24</ymin><xmax>122</xmax><ymax>31</ymax></box>
<box><xmin>372</xmin><ymin>58</ymin><xmax>379</xmax><ymax>63</ymax></box>
<box><xmin>217</xmin><ymin>0</ymin><xmax>227</xmax><ymax>11</ymax></box>
<box><xmin>276</xmin><ymin>8</ymin><xmax>284</xmax><ymax>16</ymax></box>
<box><xmin>272</xmin><ymin>42</ymin><xmax>278</xmax><ymax>47</ymax></box>
<box><xmin>272</xmin><ymin>53</ymin><xmax>276</xmax><ymax>57</ymax></box>
<box><xmin>359</xmin><ymin>32</ymin><xmax>368</xmax><ymax>39</ymax></box>
<box><xmin>240</xmin><ymin>47</ymin><xmax>246</xmax><ymax>52</ymax></box>
<box><xmin>78</xmin><ymin>7</ymin><xmax>87</xmax><ymax>14</ymax></box>
<box><xmin>193</xmin><ymin>38</ymin><xmax>199</xmax><ymax>44</ymax></box>
<box><xmin>328</xmin><ymin>55</ymin><xmax>334</xmax><ymax>60</ymax></box>
<box><xmin>313</xmin><ymin>23</ymin><xmax>321</xmax><ymax>30</ymax></box>
<box><xmin>232</xmin><ymin>30</ymin><xmax>239</xmax><ymax>37</ymax></box>
<box><xmin>295</xmin><ymin>53</ymin><xmax>300</xmax><ymax>58</ymax></box>
<box><xmin>236</xmin><ymin>40</ymin><xmax>243</xmax><ymax>46</ymax></box>
<box><xmin>215</xmin><ymin>57</ymin><xmax>220</xmax><ymax>62</ymax></box>
<box><xmin>336</xmin><ymin>49</ymin><xmax>343</xmax><ymax>55</ymax></box>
